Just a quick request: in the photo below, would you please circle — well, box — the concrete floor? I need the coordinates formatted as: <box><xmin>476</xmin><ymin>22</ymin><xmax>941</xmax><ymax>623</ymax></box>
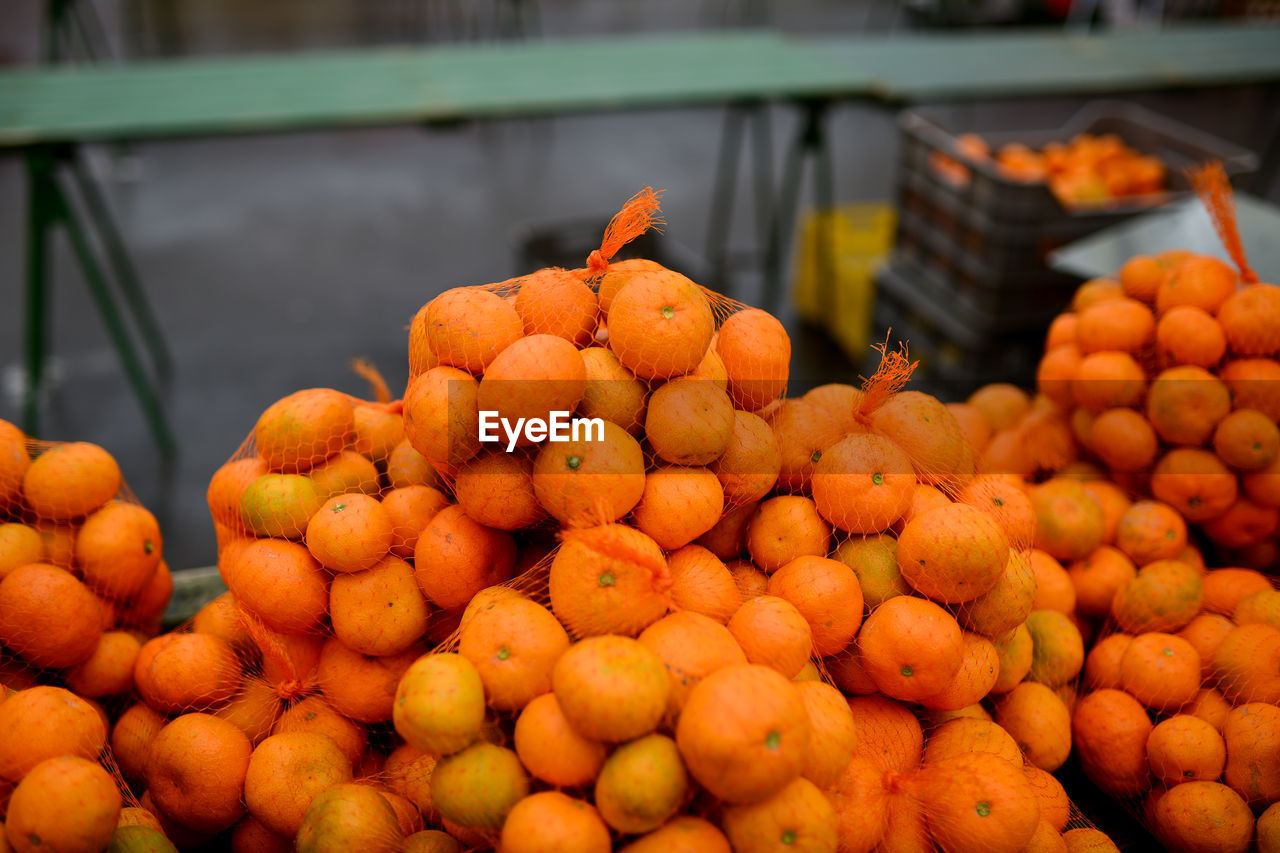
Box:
<box><xmin>0</xmin><ymin>1</ymin><xmax>1277</xmax><ymax>578</ymax></box>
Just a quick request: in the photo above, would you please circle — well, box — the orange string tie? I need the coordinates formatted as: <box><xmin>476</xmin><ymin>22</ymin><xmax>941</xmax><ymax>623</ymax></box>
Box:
<box><xmin>855</xmin><ymin>333</ymin><xmax>918</xmax><ymax>425</ymax></box>
<box><xmin>351</xmin><ymin>357</ymin><xmax>392</xmax><ymax>404</ymax></box>
<box><xmin>1187</xmin><ymin>160</ymin><xmax>1258</xmax><ymax>285</ymax></box>
<box><xmin>586</xmin><ymin>187</ymin><xmax>666</xmax><ymax>273</ymax></box>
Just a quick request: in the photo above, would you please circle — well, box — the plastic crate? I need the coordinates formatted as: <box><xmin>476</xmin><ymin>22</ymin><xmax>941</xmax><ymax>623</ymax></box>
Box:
<box><xmin>895</xmin><ymin>101</ymin><xmax>1258</xmax><ymax>327</ymax></box>
<box><xmin>871</xmin><ymin>257</ymin><xmax>1043</xmax><ymax>400</ymax></box>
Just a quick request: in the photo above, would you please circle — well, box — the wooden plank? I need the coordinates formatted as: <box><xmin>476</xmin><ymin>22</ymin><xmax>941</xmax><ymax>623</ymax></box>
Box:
<box><xmin>0</xmin><ymin>24</ymin><xmax>1277</xmax><ymax>146</ymax></box>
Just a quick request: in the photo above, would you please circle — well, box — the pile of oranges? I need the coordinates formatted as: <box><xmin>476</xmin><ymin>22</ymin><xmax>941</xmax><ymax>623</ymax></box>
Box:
<box><xmin>1032</xmin><ymin>164</ymin><xmax>1279</xmax><ymax>572</ymax></box>
<box><xmin>0</xmin><ymin>421</ymin><xmax>175</xmax><ymax>851</ymax></box>
<box><xmin>930</xmin><ymin>132</ymin><xmax>1167</xmax><ymax>206</ymax></box>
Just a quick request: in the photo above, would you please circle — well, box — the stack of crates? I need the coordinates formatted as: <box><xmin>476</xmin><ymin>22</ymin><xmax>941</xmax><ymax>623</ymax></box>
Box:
<box><xmin>875</xmin><ymin>100</ymin><xmax>1256</xmax><ymax>398</ymax></box>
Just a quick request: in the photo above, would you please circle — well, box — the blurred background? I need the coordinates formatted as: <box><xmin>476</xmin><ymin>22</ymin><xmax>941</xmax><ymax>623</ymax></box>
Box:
<box><xmin>0</xmin><ymin>0</ymin><xmax>1278</xmax><ymax>573</ymax></box>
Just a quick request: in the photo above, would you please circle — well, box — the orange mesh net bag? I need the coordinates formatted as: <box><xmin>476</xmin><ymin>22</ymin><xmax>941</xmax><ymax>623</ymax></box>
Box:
<box><xmin>0</xmin><ymin>418</ymin><xmax>177</xmax><ymax>850</ymax></box>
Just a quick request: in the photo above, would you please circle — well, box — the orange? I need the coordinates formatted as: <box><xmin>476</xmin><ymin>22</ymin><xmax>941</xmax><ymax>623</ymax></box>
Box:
<box><xmin>869</xmin><ymin>391</ymin><xmax>968</xmax><ymax>487</ymax></box>
<box><xmin>608</xmin><ymin>270</ymin><xmax>714</xmax><ymax>380</ymax></box>
<box><xmin>721</xmin><ymin>776</ymin><xmax>838</xmax><ymax>853</ymax></box>
<box><xmin>214</xmin><ymin>677</ymin><xmax>284</xmax><ymax>745</ymax></box>
<box><xmin>1037</xmin><ymin>344</ymin><xmax>1083</xmax><ymax>409</ymax></box>
<box><xmin>745</xmin><ymin>495</ymin><xmax>831</xmax><ymax>573</ymax></box>
<box><xmin>1115</xmin><ymin>500</ymin><xmax>1187</xmax><ymax>566</ymax></box>
<box><xmin>414</xmin><ymin>505</ymin><xmax>516</xmax><ymax>611</ymax></box>
<box><xmin>499</xmin><ymin>792</ymin><xmax>611</xmax><ymax>853</ymax></box>
<box><xmin>1150</xmin><ymin>449</ymin><xmax>1238</xmax><ymax>523</ymax></box>
<box><xmin>578</xmin><ymin>346</ymin><xmax>647</xmax><ymax>435</ymax></box>
<box><xmin>908</xmin><ymin>752</ymin><xmax>1039</xmax><ymax>853</ymax></box>
<box><xmin>666</xmin><ymin>544</ymin><xmax>741</xmax><ymax>624</ymax></box>
<box><xmin>638</xmin><ymin>610</ymin><xmax>747</xmax><ymax>716</ymax></box>
<box><xmin>274</xmin><ymin>696</ymin><xmax>366</xmax><ymax>768</ymax></box>
<box><xmin>453</xmin><ymin>449</ymin><xmax>544</xmax><ymax>531</ymax></box>
<box><xmin>475</xmin><ymin>334</ymin><xmax>587</xmax><ymax>444</ymax></box>
<box><xmin>0</xmin><ymin>563</ymin><xmax>101</xmax><ymax>668</ymax></box>
<box><xmin>832</xmin><ymin>533</ymin><xmax>910</xmax><ymax>610</ymax></box>
<box><xmin>1024</xmin><ymin>609</ymin><xmax>1084</xmax><ymax>688</ymax></box>
<box><xmin>1111</xmin><ymin>559</ymin><xmax>1203</xmax><ymax>634</ymax></box>
<box><xmin>1146</xmin><ymin>366</ymin><xmax>1231</xmax><ymax>447</ymax></box>
<box><xmin>1156</xmin><ymin>255</ymin><xmax>1238</xmax><ymax>315</ymax></box>
<box><xmin>1156</xmin><ymin>306</ymin><xmax>1226</xmax><ymax>368</ymax></box>
<box><xmin>1220</xmin><ymin>358</ymin><xmax>1280</xmax><ymax>421</ymax></box>
<box><xmin>134</xmin><ymin>632</ymin><xmax>241</xmax><ymax>714</ymax></box>
<box><xmin>794</xmin><ymin>680</ymin><xmax>857</xmax><ymax>789</ymax></box>
<box><xmin>0</xmin><ymin>419</ymin><xmax>29</xmax><ymax>510</ymax></box>
<box><xmin>956</xmin><ymin>550</ymin><xmax>1036</xmax><ymax>638</ymax></box>
<box><xmin>352</xmin><ymin>403</ymin><xmax>404</xmax><ymax>466</ymax></box>
<box><xmin>802</xmin><ymin>383</ymin><xmax>863</xmax><ymax>434</ymax></box>
<box><xmin>1073</xmin><ymin>278</ymin><xmax>1124</xmax><ymax>312</ymax></box>
<box><xmin>553</xmin><ymin>635</ymin><xmax>669</xmax><ymax>742</ymax></box>
<box><xmin>1146</xmin><ymin>715</ymin><xmax>1226</xmax><ymax>787</ymax></box>
<box><xmin>1152</xmin><ymin>781</ymin><xmax>1253</xmax><ymax>853</ymax></box>
<box><xmin>995</xmin><ymin>681</ymin><xmax>1071</xmax><ymax>771</ymax></box>
<box><xmin>379</xmin><ymin>485</ymin><xmax>449</xmax><ymax>560</ymax></box>
<box><xmin>846</xmin><ymin>695</ymin><xmax>923</xmax><ymax>773</ymax></box>
<box><xmin>0</xmin><ymin>686</ymin><xmax>107</xmax><ymax>781</ymax></box>
<box><xmin>1235</xmin><ymin>587</ymin><xmax>1280</xmax><ymax>629</ymax></box>
<box><xmin>208</xmin><ymin>459</ymin><xmax>271</xmax><ymax>533</ymax></box>
<box><xmin>858</xmin><ymin>596</ymin><xmax>963</xmax><ymax>703</ymax></box>
<box><xmin>711</xmin><ymin>409</ymin><xmax>783</xmax><ymax>505</ymax></box>
<box><xmin>1084</xmin><ymin>632</ymin><xmax>1131</xmax><ymax>690</ymax></box>
<box><xmin>513</xmin><ymin>692</ymin><xmax>607</xmax><ymax>787</ymax></box>
<box><xmin>316</xmin><ymin>640</ymin><xmax>419</xmax><ymax>725</ymax></box>
<box><xmin>5</xmin><ymin>756</ymin><xmax>120</xmax><ymax>853</ymax></box>
<box><xmin>769</xmin><ymin>398</ymin><xmax>848</xmax><ymax>494</ymax></box>
<box><xmin>1258</xmin><ymin>803</ymin><xmax>1280</xmax><ymax>853</ymax></box>
<box><xmin>305</xmin><ymin>493</ymin><xmax>393</xmax><ymax>573</ymax></box>
<box><xmin>531</xmin><ymin>419</ymin><xmax>645</xmax><ymax>526</ymax></box>
<box><xmin>1030</xmin><ymin>479</ymin><xmax>1105</xmax><ymax>562</ymax></box>
<box><xmin>1217</xmin><ymin>282</ymin><xmax>1280</xmax><ymax>356</ymax></box>
<box><xmin>1025</xmin><ymin>765</ymin><xmax>1070</xmax><ymax>832</ymax></box>
<box><xmin>1045</xmin><ymin>313</ymin><xmax>1079</xmax><ymax>350</ymax></box>
<box><xmin>65</xmin><ymin>630</ymin><xmax>142</xmax><ymax>698</ymax></box>
<box><xmin>918</xmin><ymin>631</ymin><xmax>999</xmax><ymax>712</ymax></box>
<box><xmin>675</xmin><ymin>664</ymin><xmax>809</xmax><ymax>804</ymax></box>
<box><xmin>294</xmin><ymin>783</ymin><xmax>404</xmax><ymax>853</ymax></box>
<box><xmin>514</xmin><ymin>267</ymin><xmax>599</xmax><ymax>346</ymax></box>
<box><xmin>549</xmin><ymin>523</ymin><xmax>670</xmax><ymax>638</ymax></box>
<box><xmin>148</xmin><ymin>712</ymin><xmax>253</xmax><ymax>834</ymax></box>
<box><xmin>1072</xmin><ymin>350</ymin><xmax>1146</xmax><ymax>413</ymax></box>
<box><xmin>0</xmin><ymin>522</ymin><xmax>43</xmax><ymax>580</ymax></box>
<box><xmin>306</xmin><ymin>449</ymin><xmax>380</xmax><ymax>499</ymax></box>
<box><xmin>1221</xmin><ymin>701</ymin><xmax>1280</xmax><ymax>805</ymax></box>
<box><xmin>240</xmin><ymin>473</ymin><xmax>323</xmax><ymax>539</ymax></box>
<box><xmin>244</xmin><ymin>731</ymin><xmax>354</xmax><ymax>838</ymax></box>
<box><xmin>1119</xmin><ymin>632</ymin><xmax>1201</xmax><ymax>711</ymax></box>
<box><xmin>1067</xmin><ymin>546</ymin><xmax>1136</xmax><ymax>619</ymax></box>
<box><xmin>386</xmin><ymin>439</ymin><xmax>444</xmax><ymax>490</ymax></box>
<box><xmin>946</xmin><ymin>402</ymin><xmax>992</xmax><ymax>454</ymax></box>
<box><xmin>392</xmin><ymin>653</ymin><xmax>485</xmax><ymax>756</ymax></box>
<box><xmin>923</xmin><ymin>717</ymin><xmax>1021</xmax><ymax>767</ymax></box>
<box><xmin>402</xmin><ymin>366</ymin><xmax>482</xmax><ymax>468</ymax></box>
<box><xmin>1201</xmin><ymin>567</ymin><xmax>1272</xmax><ymax>615</ymax></box>
<box><xmin>897</xmin><ymin>504</ymin><xmax>1009</xmax><ymax>604</ymax></box>
<box><xmin>645</xmin><ymin>378</ymin><xmax>735</xmax><ymax>466</ymax></box>
<box><xmin>224</xmin><ymin>538</ymin><xmax>329</xmax><ymax>634</ymax></box>
<box><xmin>423</xmin><ymin>286</ymin><xmax>523</xmax><ymax>373</ymax></box>
<box><xmin>632</xmin><ymin>466</ymin><xmax>725</xmax><ymax>550</ymax></box>
<box><xmin>827</xmin><ymin>755</ymin><xmax>891</xmax><ymax>852</ymax></box>
<box><xmin>111</xmin><ymin>702</ymin><xmax>167</xmax><ymax>784</ymax></box>
<box><xmin>1212</xmin><ymin>623</ymin><xmax>1280</xmax><ymax>705</ymax></box>
<box><xmin>594</xmin><ymin>733</ymin><xmax>688</xmax><ymax>834</ymax></box>
<box><xmin>253</xmin><ymin>388</ymin><xmax>354</xmax><ymax>474</ymax></box>
<box><xmin>1178</xmin><ymin>613</ymin><xmax>1234</xmax><ymax>679</ymax></box>
<box><xmin>457</xmin><ymin>596</ymin><xmax>569</xmax><ymax>712</ymax></box>
<box><xmin>1075</xmin><ymin>297</ymin><xmax>1155</xmax><ymax>355</ymax></box>
<box><xmin>766</xmin><ymin>555</ymin><xmax>863</xmax><ymax>656</ymax></box>
<box><xmin>727</xmin><ymin>595</ymin><xmax>813</xmax><ymax>679</ymax></box>
<box><xmin>1072</xmin><ymin>689</ymin><xmax>1153</xmax><ymax>797</ymax></box>
<box><xmin>1120</xmin><ymin>254</ymin><xmax>1167</xmax><ymax>304</ymax></box>
<box><xmin>1214</xmin><ymin>408</ymin><xmax>1279</xmax><ymax>472</ymax></box>
<box><xmin>1088</xmin><ymin>408</ymin><xmax>1156</xmax><ymax>473</ymax></box>
<box><xmin>381</xmin><ymin>745</ymin><xmax>438</xmax><ymax>823</ymax></box>
<box><xmin>618</xmin><ymin>816</ymin><xmax>731</xmax><ymax>853</ymax></box>
<box><xmin>21</xmin><ymin>441</ymin><xmax>120</xmax><ymax>521</ymax></box>
<box><xmin>957</xmin><ymin>476</ymin><xmax>1036</xmax><ymax>550</ymax></box>
<box><xmin>1062</xmin><ymin>828</ymin><xmax>1122</xmax><ymax>853</ymax></box>
<box><xmin>1080</xmin><ymin>478</ymin><xmax>1130</xmax><ymax>543</ymax></box>
<box><xmin>330</xmin><ymin>554</ymin><xmax>430</xmax><ymax>657</ymax></box>
<box><xmin>717</xmin><ymin>308</ymin><xmax>791</xmax><ymax>411</ymax></box>
<box><xmin>811</xmin><ymin>432</ymin><xmax>914</xmax><ymax>535</ymax></box>
<box><xmin>1201</xmin><ymin>495</ymin><xmax>1279</xmax><ymax>548</ymax></box>
<box><xmin>728</xmin><ymin>557</ymin><xmax>769</xmax><ymax>596</ymax></box>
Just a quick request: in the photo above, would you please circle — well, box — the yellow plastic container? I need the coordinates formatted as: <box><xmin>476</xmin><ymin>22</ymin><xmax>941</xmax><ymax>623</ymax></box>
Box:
<box><xmin>791</xmin><ymin>203</ymin><xmax>897</xmax><ymax>361</ymax></box>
